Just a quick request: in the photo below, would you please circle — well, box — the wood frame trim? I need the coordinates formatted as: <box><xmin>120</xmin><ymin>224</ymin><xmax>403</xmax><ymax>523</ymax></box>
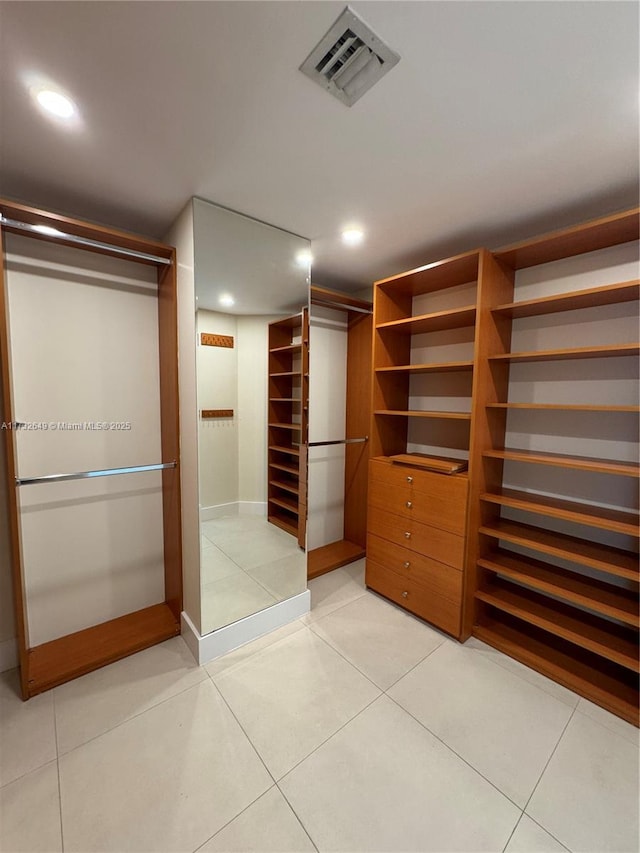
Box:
<box><xmin>0</xmin><ymin>200</ymin><xmax>182</xmax><ymax>698</ymax></box>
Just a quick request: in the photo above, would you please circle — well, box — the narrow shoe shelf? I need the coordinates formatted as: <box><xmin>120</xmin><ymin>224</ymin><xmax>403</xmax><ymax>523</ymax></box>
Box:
<box><xmin>269</xmin><ymin>460</ymin><xmax>299</xmax><ymax>476</ymax></box>
<box><xmin>268</xmin><ymin>479</ymin><xmax>300</xmax><ymax>496</ymax></box>
<box><xmin>482</xmin><ymin>447</ymin><xmax>640</xmax><ymax>477</ymax></box>
<box><xmin>267</xmin><ymin>513</ymin><xmax>298</xmax><ymax>537</ymax></box>
<box><xmin>269</xmin><ymin>343</ymin><xmax>302</xmax><ymax>353</ymax></box>
<box><xmin>268</xmin><ymin>494</ymin><xmax>299</xmax><ymax>515</ymax></box>
<box><xmin>478</xmin><ymin>518</ymin><xmax>639</xmax><ymax>581</ymax></box>
<box><xmin>268</xmin><ymin>422</ymin><xmax>301</xmax><ymax>430</ymax></box>
<box><xmin>476</xmin><ymin>577</ymin><xmax>640</xmax><ymax>672</ymax></box>
<box><xmin>481</xmin><ymin>488</ymin><xmax>640</xmax><ymax>536</ymax></box>
<box><xmin>486</xmin><ymin>403</ymin><xmax>639</xmax><ymax>413</ymax></box>
<box><xmin>473</xmin><ymin>614</ymin><xmax>639</xmax><ymax>725</ymax></box>
<box><xmin>268</xmin><ymin>445</ymin><xmax>301</xmax><ymax>457</ymax></box>
<box><xmin>478</xmin><ymin>549</ymin><xmax>639</xmax><ymax>627</ymax></box>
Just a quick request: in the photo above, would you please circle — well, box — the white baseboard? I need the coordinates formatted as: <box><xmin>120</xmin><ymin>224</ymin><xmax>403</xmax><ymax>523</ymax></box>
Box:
<box><xmin>200</xmin><ymin>501</ymin><xmax>266</xmax><ymax>522</ymax></box>
<box><xmin>0</xmin><ymin>637</ymin><xmax>18</xmax><ymax>673</ymax></box>
<box><xmin>180</xmin><ymin>589</ymin><xmax>310</xmax><ymax>666</ymax></box>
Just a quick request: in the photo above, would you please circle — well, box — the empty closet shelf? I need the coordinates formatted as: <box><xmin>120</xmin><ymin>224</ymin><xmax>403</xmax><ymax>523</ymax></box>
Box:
<box><xmin>488</xmin><ymin>343</ymin><xmax>640</xmax><ymax>362</ymax></box>
<box><xmin>374</xmin><ymin>409</ymin><xmax>472</xmax><ymax>420</ymax></box>
<box><xmin>476</xmin><ymin>578</ymin><xmax>639</xmax><ymax>672</ymax></box>
<box><xmin>480</xmin><ymin>488</ymin><xmax>640</xmax><ymax>536</ymax></box>
<box><xmin>491</xmin><ymin>280</ymin><xmax>640</xmax><ymax>318</ymax></box>
<box><xmin>478</xmin><ymin>550</ymin><xmax>639</xmax><ymax>627</ymax></box>
<box><xmin>375</xmin><ymin>305</ymin><xmax>476</xmax><ymax>334</ymax></box>
<box><xmin>375</xmin><ymin>361</ymin><xmax>474</xmax><ymax>374</ymax></box>
<box><xmin>268</xmin><ymin>495</ymin><xmax>299</xmax><ymax>515</ymax></box>
<box><xmin>482</xmin><ymin>448</ymin><xmax>640</xmax><ymax>477</ymax></box>
<box><xmin>478</xmin><ymin>518</ymin><xmax>639</xmax><ymax>581</ymax></box>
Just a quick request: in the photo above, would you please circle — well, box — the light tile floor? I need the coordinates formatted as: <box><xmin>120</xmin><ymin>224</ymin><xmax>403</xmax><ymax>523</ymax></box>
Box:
<box><xmin>200</xmin><ymin>516</ymin><xmax>306</xmax><ymax>634</ymax></box>
<box><xmin>1</xmin><ymin>560</ymin><xmax>638</xmax><ymax>853</ymax></box>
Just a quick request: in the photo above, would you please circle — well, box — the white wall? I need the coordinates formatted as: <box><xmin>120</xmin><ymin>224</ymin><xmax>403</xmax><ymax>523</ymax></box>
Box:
<box><xmin>0</xmin><ymin>371</ymin><xmax>17</xmax><ymax>669</ymax></box>
<box><xmin>197</xmin><ymin>310</ymin><xmax>238</xmax><ymax>510</ymax></box>
<box><xmin>307</xmin><ymin>306</ymin><xmax>348</xmax><ymax>550</ymax></box>
<box><xmin>4</xmin><ymin>234</ymin><xmax>165</xmax><ymax>647</ymax></box>
<box><xmin>165</xmin><ymin>201</ymin><xmax>201</xmax><ymax>634</ymax></box>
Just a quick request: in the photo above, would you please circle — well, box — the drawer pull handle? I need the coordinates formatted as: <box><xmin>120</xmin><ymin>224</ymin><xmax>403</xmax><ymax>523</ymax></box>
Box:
<box><xmin>406</xmin><ymin>476</ymin><xmax>413</xmax><ymax>484</ymax></box>
<box><xmin>406</xmin><ymin>501</ymin><xmax>412</xmax><ymax>509</ymax></box>
<box><xmin>402</xmin><ymin>590</ymin><xmax>408</xmax><ymax>598</ymax></box>
<box><xmin>403</xmin><ymin>561</ymin><xmax>410</xmax><ymax>568</ymax></box>
<box><xmin>404</xmin><ymin>531</ymin><xmax>411</xmax><ymax>539</ymax></box>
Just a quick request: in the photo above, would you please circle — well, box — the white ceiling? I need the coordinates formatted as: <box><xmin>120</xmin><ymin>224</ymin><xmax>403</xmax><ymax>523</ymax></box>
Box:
<box><xmin>0</xmin><ymin>1</ymin><xmax>638</xmax><ymax>291</ymax></box>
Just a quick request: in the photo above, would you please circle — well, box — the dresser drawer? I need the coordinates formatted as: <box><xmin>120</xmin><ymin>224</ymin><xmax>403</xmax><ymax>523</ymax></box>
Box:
<box><xmin>366</xmin><ymin>559</ymin><xmax>461</xmax><ymax>637</ymax></box>
<box><xmin>368</xmin><ymin>475</ymin><xmax>467</xmax><ymax>536</ymax></box>
<box><xmin>367</xmin><ymin>505</ymin><xmax>465</xmax><ymax>569</ymax></box>
<box><xmin>367</xmin><ymin>533</ymin><xmax>462</xmax><ymax>588</ymax></box>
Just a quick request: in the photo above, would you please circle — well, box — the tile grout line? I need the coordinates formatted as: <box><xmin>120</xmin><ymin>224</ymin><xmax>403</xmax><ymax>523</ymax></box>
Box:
<box><xmin>383</xmin><ymin>693</ymin><xmax>525</xmax><ymax>812</ymax></box>
<box><xmin>521</xmin><ymin>704</ymin><xmax>578</xmax><ymax>816</ymax></box>
<box><xmin>275</xmin><ymin>781</ymin><xmax>320</xmax><ymax>853</ymax></box>
<box><xmin>501</xmin><ymin>811</ymin><xmax>525</xmax><ymax>853</ymax></box>
<box><xmin>52</xmin><ymin>688</ymin><xmax>66</xmax><ymax>852</ymax></box>
<box><xmin>54</xmin><ymin>663</ymin><xmax>209</xmax><ymax>760</ymax></box>
<box><xmin>525</xmin><ymin>814</ymin><xmax>573</xmax><ymax>852</ymax></box>
<box><xmin>189</xmin><ymin>785</ymin><xmax>279</xmax><ymax>853</ymax></box>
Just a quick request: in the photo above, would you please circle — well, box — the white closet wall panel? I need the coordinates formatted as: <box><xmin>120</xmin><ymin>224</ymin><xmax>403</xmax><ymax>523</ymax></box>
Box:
<box><xmin>307</xmin><ymin>307</ymin><xmax>347</xmax><ymax>551</ymax></box>
<box><xmin>197</xmin><ymin>311</ymin><xmax>238</xmax><ymax>511</ymax></box>
<box><xmin>5</xmin><ymin>235</ymin><xmax>165</xmax><ymax>646</ymax></box>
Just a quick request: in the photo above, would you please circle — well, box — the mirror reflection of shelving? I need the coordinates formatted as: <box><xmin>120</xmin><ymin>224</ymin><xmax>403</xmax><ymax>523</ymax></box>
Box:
<box><xmin>267</xmin><ymin>310</ymin><xmax>309</xmax><ymax>546</ymax></box>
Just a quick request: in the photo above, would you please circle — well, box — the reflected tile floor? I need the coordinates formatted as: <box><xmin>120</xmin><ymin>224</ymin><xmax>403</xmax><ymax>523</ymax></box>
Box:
<box><xmin>201</xmin><ymin>515</ymin><xmax>305</xmax><ymax>632</ymax></box>
<box><xmin>1</xmin><ymin>563</ymin><xmax>639</xmax><ymax>853</ymax></box>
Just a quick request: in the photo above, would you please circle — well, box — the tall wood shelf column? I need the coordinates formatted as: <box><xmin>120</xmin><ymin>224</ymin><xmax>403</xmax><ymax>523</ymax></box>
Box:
<box><xmin>267</xmin><ymin>309</ymin><xmax>308</xmax><ymax>546</ymax></box>
<box><xmin>464</xmin><ymin>208</ymin><xmax>640</xmax><ymax>725</ymax></box>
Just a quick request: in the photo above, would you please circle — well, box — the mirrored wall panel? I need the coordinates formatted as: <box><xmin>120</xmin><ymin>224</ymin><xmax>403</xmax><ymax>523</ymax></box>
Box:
<box><xmin>193</xmin><ymin>199</ymin><xmax>310</xmax><ymax>634</ymax></box>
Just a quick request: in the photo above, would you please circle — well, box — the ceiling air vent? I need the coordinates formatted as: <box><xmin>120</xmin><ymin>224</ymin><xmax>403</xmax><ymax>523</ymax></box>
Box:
<box><xmin>300</xmin><ymin>6</ymin><xmax>400</xmax><ymax>107</ymax></box>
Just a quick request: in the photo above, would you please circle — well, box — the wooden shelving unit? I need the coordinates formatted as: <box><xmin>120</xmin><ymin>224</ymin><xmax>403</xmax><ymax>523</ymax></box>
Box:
<box><xmin>267</xmin><ymin>309</ymin><xmax>308</xmax><ymax>546</ymax></box>
<box><xmin>463</xmin><ymin>207</ymin><xmax>640</xmax><ymax>725</ymax></box>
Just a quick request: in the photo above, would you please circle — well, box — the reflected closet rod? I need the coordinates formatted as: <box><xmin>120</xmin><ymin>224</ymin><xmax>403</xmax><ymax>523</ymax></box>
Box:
<box><xmin>0</xmin><ymin>216</ymin><xmax>172</xmax><ymax>266</ymax></box>
<box><xmin>15</xmin><ymin>461</ymin><xmax>176</xmax><ymax>487</ymax></box>
<box><xmin>312</xmin><ymin>299</ymin><xmax>372</xmax><ymax>314</ymax></box>
<box><xmin>308</xmin><ymin>437</ymin><xmax>368</xmax><ymax>447</ymax></box>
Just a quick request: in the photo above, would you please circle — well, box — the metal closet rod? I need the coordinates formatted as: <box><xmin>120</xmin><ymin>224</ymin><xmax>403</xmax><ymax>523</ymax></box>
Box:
<box><xmin>312</xmin><ymin>298</ymin><xmax>372</xmax><ymax>314</ymax></box>
<box><xmin>15</xmin><ymin>461</ymin><xmax>177</xmax><ymax>487</ymax></box>
<box><xmin>308</xmin><ymin>437</ymin><xmax>368</xmax><ymax>447</ymax></box>
<box><xmin>0</xmin><ymin>216</ymin><xmax>172</xmax><ymax>266</ymax></box>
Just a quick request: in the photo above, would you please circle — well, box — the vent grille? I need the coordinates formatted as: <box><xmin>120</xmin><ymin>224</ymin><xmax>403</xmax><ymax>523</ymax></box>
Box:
<box><xmin>300</xmin><ymin>7</ymin><xmax>399</xmax><ymax>107</ymax></box>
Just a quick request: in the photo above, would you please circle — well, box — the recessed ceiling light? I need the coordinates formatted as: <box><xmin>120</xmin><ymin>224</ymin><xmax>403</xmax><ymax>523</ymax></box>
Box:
<box><xmin>218</xmin><ymin>294</ymin><xmax>235</xmax><ymax>307</ymax></box>
<box><xmin>342</xmin><ymin>227</ymin><xmax>365</xmax><ymax>246</ymax></box>
<box><xmin>35</xmin><ymin>88</ymin><xmax>77</xmax><ymax>120</ymax></box>
<box><xmin>32</xmin><ymin>224</ymin><xmax>64</xmax><ymax>237</ymax></box>
<box><xmin>296</xmin><ymin>249</ymin><xmax>313</xmax><ymax>267</ymax></box>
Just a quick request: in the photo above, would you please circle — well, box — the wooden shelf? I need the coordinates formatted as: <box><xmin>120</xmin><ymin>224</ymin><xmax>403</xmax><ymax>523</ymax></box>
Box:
<box><xmin>478</xmin><ymin>550</ymin><xmax>639</xmax><ymax>627</ymax></box>
<box><xmin>268</xmin><ymin>513</ymin><xmax>298</xmax><ymax>537</ymax></box>
<box><xmin>494</xmin><ymin>208</ymin><xmax>640</xmax><ymax>270</ymax></box>
<box><xmin>308</xmin><ymin>539</ymin><xmax>366</xmax><ymax>580</ymax></box>
<box><xmin>492</xmin><ymin>280</ymin><xmax>640</xmax><ymax>318</ymax></box>
<box><xmin>270</xmin><ymin>343</ymin><xmax>302</xmax><ymax>353</ymax></box>
<box><xmin>486</xmin><ymin>403</ymin><xmax>639</xmax><ymax>413</ymax></box>
<box><xmin>269</xmin><ymin>397</ymin><xmax>299</xmax><ymax>402</ymax></box>
<box><xmin>489</xmin><ymin>343</ymin><xmax>639</xmax><ymax>363</ymax></box>
<box><xmin>268</xmin><ymin>422</ymin><xmax>301</xmax><ymax>430</ymax></box>
<box><xmin>269</xmin><ymin>461</ymin><xmax>299</xmax><ymax>476</ymax></box>
<box><xmin>479</xmin><ymin>518</ymin><xmax>639</xmax><ymax>581</ymax></box>
<box><xmin>481</xmin><ymin>488</ymin><xmax>640</xmax><ymax>536</ymax></box>
<box><xmin>268</xmin><ymin>495</ymin><xmax>299</xmax><ymax>515</ymax></box>
<box><xmin>26</xmin><ymin>603</ymin><xmax>180</xmax><ymax>697</ymax></box>
<box><xmin>473</xmin><ymin>614</ymin><xmax>639</xmax><ymax>725</ymax></box>
<box><xmin>269</xmin><ymin>371</ymin><xmax>301</xmax><ymax>377</ymax></box>
<box><xmin>268</xmin><ymin>444</ymin><xmax>300</xmax><ymax>457</ymax></box>
<box><xmin>476</xmin><ymin>578</ymin><xmax>639</xmax><ymax>672</ymax></box>
<box><xmin>376</xmin><ymin>250</ymin><xmax>480</xmax><ymax>296</ymax></box>
<box><xmin>269</xmin><ymin>479</ymin><xmax>299</xmax><ymax>496</ymax></box>
<box><xmin>483</xmin><ymin>448</ymin><xmax>640</xmax><ymax>478</ymax></box>
<box><xmin>375</xmin><ymin>409</ymin><xmax>472</xmax><ymax>421</ymax></box>
<box><xmin>376</xmin><ymin>305</ymin><xmax>476</xmax><ymax>335</ymax></box>
<box><xmin>376</xmin><ymin>361</ymin><xmax>474</xmax><ymax>374</ymax></box>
